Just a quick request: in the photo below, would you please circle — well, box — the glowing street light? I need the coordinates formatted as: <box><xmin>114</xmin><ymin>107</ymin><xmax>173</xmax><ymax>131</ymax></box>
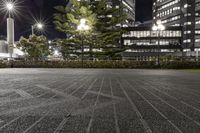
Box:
<box><xmin>6</xmin><ymin>2</ymin><xmax>14</xmax><ymax>18</ymax></box>
<box><xmin>48</xmin><ymin>40</ymin><xmax>52</xmax><ymax>44</ymax></box>
<box><xmin>31</xmin><ymin>22</ymin><xmax>44</xmax><ymax>35</ymax></box>
<box><xmin>54</xmin><ymin>50</ymin><xmax>59</xmax><ymax>56</ymax></box>
<box><xmin>152</xmin><ymin>20</ymin><xmax>165</xmax><ymax>66</ymax></box>
<box><xmin>77</xmin><ymin>18</ymin><xmax>90</xmax><ymax>68</ymax></box>
<box><xmin>37</xmin><ymin>23</ymin><xmax>43</xmax><ymax>29</ymax></box>
<box><xmin>77</xmin><ymin>18</ymin><xmax>90</xmax><ymax>31</ymax></box>
<box><xmin>4</xmin><ymin>1</ymin><xmax>16</xmax><ymax>60</ymax></box>
<box><xmin>6</xmin><ymin>2</ymin><xmax>14</xmax><ymax>11</ymax></box>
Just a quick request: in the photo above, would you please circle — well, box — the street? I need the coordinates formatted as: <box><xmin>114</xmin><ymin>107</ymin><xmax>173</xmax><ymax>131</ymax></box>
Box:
<box><xmin>0</xmin><ymin>69</ymin><xmax>200</xmax><ymax>133</ymax></box>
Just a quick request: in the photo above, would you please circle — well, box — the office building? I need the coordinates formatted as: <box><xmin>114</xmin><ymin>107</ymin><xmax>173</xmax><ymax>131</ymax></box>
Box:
<box><xmin>152</xmin><ymin>0</ymin><xmax>200</xmax><ymax>52</ymax></box>
<box><xmin>121</xmin><ymin>26</ymin><xmax>182</xmax><ymax>60</ymax></box>
<box><xmin>76</xmin><ymin>0</ymin><xmax>135</xmax><ymax>26</ymax></box>
<box><xmin>116</xmin><ymin>0</ymin><xmax>135</xmax><ymax>26</ymax></box>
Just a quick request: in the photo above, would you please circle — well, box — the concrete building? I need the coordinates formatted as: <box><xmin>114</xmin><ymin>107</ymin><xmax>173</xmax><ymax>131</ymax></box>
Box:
<box><xmin>0</xmin><ymin>36</ymin><xmax>24</xmax><ymax>59</ymax></box>
<box><xmin>152</xmin><ymin>0</ymin><xmax>200</xmax><ymax>52</ymax></box>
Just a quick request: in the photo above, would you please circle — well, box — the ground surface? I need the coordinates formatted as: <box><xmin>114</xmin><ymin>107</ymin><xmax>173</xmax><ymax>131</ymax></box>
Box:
<box><xmin>0</xmin><ymin>69</ymin><xmax>200</xmax><ymax>133</ymax></box>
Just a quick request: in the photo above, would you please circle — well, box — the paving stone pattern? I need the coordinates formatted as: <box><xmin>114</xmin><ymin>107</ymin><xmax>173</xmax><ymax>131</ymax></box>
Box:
<box><xmin>0</xmin><ymin>69</ymin><xmax>200</xmax><ymax>133</ymax></box>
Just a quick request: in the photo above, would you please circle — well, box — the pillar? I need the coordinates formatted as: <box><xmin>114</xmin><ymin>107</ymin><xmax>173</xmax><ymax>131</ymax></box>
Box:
<box><xmin>7</xmin><ymin>18</ymin><xmax>14</xmax><ymax>60</ymax></box>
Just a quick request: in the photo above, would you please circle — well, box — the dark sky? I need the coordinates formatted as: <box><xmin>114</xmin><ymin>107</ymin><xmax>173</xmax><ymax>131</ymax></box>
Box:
<box><xmin>0</xmin><ymin>0</ymin><xmax>153</xmax><ymax>40</ymax></box>
<box><xmin>135</xmin><ymin>0</ymin><xmax>153</xmax><ymax>22</ymax></box>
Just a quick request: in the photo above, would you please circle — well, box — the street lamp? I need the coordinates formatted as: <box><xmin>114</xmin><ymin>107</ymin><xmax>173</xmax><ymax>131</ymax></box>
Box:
<box><xmin>48</xmin><ymin>40</ymin><xmax>52</xmax><ymax>44</ymax></box>
<box><xmin>5</xmin><ymin>2</ymin><xmax>15</xmax><ymax>60</ymax></box>
<box><xmin>77</xmin><ymin>18</ymin><xmax>90</xmax><ymax>68</ymax></box>
<box><xmin>152</xmin><ymin>20</ymin><xmax>165</xmax><ymax>66</ymax></box>
<box><xmin>31</xmin><ymin>23</ymin><xmax>44</xmax><ymax>35</ymax></box>
<box><xmin>6</xmin><ymin>2</ymin><xmax>14</xmax><ymax>17</ymax></box>
<box><xmin>77</xmin><ymin>19</ymin><xmax>90</xmax><ymax>31</ymax></box>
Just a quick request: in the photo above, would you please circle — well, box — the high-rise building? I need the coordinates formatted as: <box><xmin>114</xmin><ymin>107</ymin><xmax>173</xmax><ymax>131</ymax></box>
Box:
<box><xmin>76</xmin><ymin>0</ymin><xmax>135</xmax><ymax>26</ymax></box>
<box><xmin>153</xmin><ymin>0</ymin><xmax>200</xmax><ymax>52</ymax></box>
<box><xmin>117</xmin><ymin>0</ymin><xmax>135</xmax><ymax>26</ymax></box>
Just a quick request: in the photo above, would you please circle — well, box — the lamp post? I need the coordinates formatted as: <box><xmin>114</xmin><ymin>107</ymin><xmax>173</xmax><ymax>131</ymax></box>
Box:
<box><xmin>6</xmin><ymin>2</ymin><xmax>15</xmax><ymax>60</ymax></box>
<box><xmin>77</xmin><ymin>18</ymin><xmax>90</xmax><ymax>68</ymax></box>
<box><xmin>31</xmin><ymin>23</ymin><xmax>44</xmax><ymax>36</ymax></box>
<box><xmin>152</xmin><ymin>20</ymin><xmax>165</xmax><ymax>66</ymax></box>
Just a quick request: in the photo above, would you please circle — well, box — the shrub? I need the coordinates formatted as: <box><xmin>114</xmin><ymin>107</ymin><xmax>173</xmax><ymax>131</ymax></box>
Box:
<box><xmin>0</xmin><ymin>60</ymin><xmax>200</xmax><ymax>69</ymax></box>
<box><xmin>0</xmin><ymin>60</ymin><xmax>6</xmax><ymax>68</ymax></box>
<box><xmin>160</xmin><ymin>61</ymin><xmax>200</xmax><ymax>69</ymax></box>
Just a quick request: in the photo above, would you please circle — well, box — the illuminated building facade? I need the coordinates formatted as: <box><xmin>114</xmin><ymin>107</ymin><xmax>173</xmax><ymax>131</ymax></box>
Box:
<box><xmin>153</xmin><ymin>0</ymin><xmax>200</xmax><ymax>52</ymax></box>
<box><xmin>121</xmin><ymin>26</ymin><xmax>182</xmax><ymax>60</ymax></box>
<box><xmin>76</xmin><ymin>0</ymin><xmax>135</xmax><ymax>26</ymax></box>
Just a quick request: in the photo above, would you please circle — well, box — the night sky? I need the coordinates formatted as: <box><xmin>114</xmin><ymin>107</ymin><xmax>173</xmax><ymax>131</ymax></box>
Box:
<box><xmin>0</xmin><ymin>0</ymin><xmax>153</xmax><ymax>40</ymax></box>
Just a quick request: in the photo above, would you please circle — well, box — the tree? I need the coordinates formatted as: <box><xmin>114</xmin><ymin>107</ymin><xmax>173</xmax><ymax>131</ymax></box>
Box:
<box><xmin>54</xmin><ymin>0</ymin><xmax>96</xmax><ymax>60</ymax></box>
<box><xmin>56</xmin><ymin>39</ymin><xmax>78</xmax><ymax>60</ymax></box>
<box><xmin>54</xmin><ymin>0</ymin><xmax>127</xmax><ymax>60</ymax></box>
<box><xmin>91</xmin><ymin>0</ymin><xmax>127</xmax><ymax>59</ymax></box>
<box><xmin>54</xmin><ymin>0</ymin><xmax>96</xmax><ymax>34</ymax></box>
<box><xmin>17</xmin><ymin>35</ymin><xmax>51</xmax><ymax>60</ymax></box>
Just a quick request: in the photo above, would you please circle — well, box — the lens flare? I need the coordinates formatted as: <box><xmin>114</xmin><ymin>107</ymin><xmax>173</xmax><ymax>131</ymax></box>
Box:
<box><xmin>0</xmin><ymin>0</ymin><xmax>23</xmax><ymax>18</ymax></box>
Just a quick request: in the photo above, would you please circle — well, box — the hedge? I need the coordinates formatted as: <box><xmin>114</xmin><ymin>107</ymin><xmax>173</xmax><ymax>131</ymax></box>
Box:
<box><xmin>0</xmin><ymin>61</ymin><xmax>7</xmax><ymax>68</ymax></box>
<box><xmin>6</xmin><ymin>61</ymin><xmax>157</xmax><ymax>69</ymax></box>
<box><xmin>160</xmin><ymin>61</ymin><xmax>200</xmax><ymax>69</ymax></box>
<box><xmin>0</xmin><ymin>60</ymin><xmax>200</xmax><ymax>69</ymax></box>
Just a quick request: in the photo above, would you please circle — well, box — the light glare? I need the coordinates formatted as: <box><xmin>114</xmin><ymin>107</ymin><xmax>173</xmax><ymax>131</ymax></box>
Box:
<box><xmin>158</xmin><ymin>24</ymin><xmax>165</xmax><ymax>31</ymax></box>
<box><xmin>152</xmin><ymin>25</ymin><xmax>158</xmax><ymax>31</ymax></box>
<box><xmin>80</xmin><ymin>18</ymin><xmax>86</xmax><ymax>25</ymax></box>
<box><xmin>37</xmin><ymin>23</ymin><xmax>43</xmax><ymax>29</ymax></box>
<box><xmin>156</xmin><ymin>20</ymin><xmax>162</xmax><ymax>25</ymax></box>
<box><xmin>77</xmin><ymin>18</ymin><xmax>90</xmax><ymax>31</ymax></box>
<box><xmin>54</xmin><ymin>50</ymin><xmax>59</xmax><ymax>56</ymax></box>
<box><xmin>0</xmin><ymin>0</ymin><xmax>22</xmax><ymax>18</ymax></box>
<box><xmin>152</xmin><ymin>24</ymin><xmax>165</xmax><ymax>31</ymax></box>
<box><xmin>6</xmin><ymin>2</ymin><xmax>14</xmax><ymax>11</ymax></box>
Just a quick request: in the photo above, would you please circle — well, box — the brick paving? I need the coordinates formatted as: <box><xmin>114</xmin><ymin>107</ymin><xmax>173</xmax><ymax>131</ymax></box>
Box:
<box><xmin>0</xmin><ymin>69</ymin><xmax>200</xmax><ymax>133</ymax></box>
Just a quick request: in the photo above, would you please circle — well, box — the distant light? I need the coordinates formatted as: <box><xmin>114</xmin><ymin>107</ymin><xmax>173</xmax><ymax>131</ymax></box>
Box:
<box><xmin>54</xmin><ymin>50</ymin><xmax>59</xmax><ymax>56</ymax></box>
<box><xmin>48</xmin><ymin>40</ymin><xmax>52</xmax><ymax>44</ymax></box>
<box><xmin>77</xmin><ymin>18</ymin><xmax>90</xmax><ymax>31</ymax></box>
<box><xmin>80</xmin><ymin>18</ymin><xmax>86</xmax><ymax>24</ymax></box>
<box><xmin>6</xmin><ymin>2</ymin><xmax>14</xmax><ymax>11</ymax></box>
<box><xmin>156</xmin><ymin>20</ymin><xmax>162</xmax><ymax>25</ymax></box>
<box><xmin>158</xmin><ymin>24</ymin><xmax>165</xmax><ymax>31</ymax></box>
<box><xmin>152</xmin><ymin>22</ymin><xmax>165</xmax><ymax>31</ymax></box>
<box><xmin>152</xmin><ymin>25</ymin><xmax>158</xmax><ymax>31</ymax></box>
<box><xmin>37</xmin><ymin>23</ymin><xmax>43</xmax><ymax>29</ymax></box>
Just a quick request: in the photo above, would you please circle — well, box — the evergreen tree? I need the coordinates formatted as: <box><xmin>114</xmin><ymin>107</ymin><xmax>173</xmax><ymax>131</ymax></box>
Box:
<box><xmin>54</xmin><ymin>0</ymin><xmax>96</xmax><ymax>35</ymax></box>
<box><xmin>54</xmin><ymin>0</ymin><xmax>127</xmax><ymax>60</ymax></box>
<box><xmin>56</xmin><ymin>39</ymin><xmax>79</xmax><ymax>60</ymax></box>
<box><xmin>90</xmin><ymin>0</ymin><xmax>127</xmax><ymax>59</ymax></box>
<box><xmin>54</xmin><ymin>0</ymin><xmax>96</xmax><ymax>59</ymax></box>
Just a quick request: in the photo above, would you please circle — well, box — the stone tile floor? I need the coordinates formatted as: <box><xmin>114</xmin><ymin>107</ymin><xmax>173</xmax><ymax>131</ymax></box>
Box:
<box><xmin>0</xmin><ymin>69</ymin><xmax>200</xmax><ymax>133</ymax></box>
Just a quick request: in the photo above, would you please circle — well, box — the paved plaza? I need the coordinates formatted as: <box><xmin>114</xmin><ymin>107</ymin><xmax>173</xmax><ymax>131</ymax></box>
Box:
<box><xmin>0</xmin><ymin>69</ymin><xmax>200</xmax><ymax>133</ymax></box>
